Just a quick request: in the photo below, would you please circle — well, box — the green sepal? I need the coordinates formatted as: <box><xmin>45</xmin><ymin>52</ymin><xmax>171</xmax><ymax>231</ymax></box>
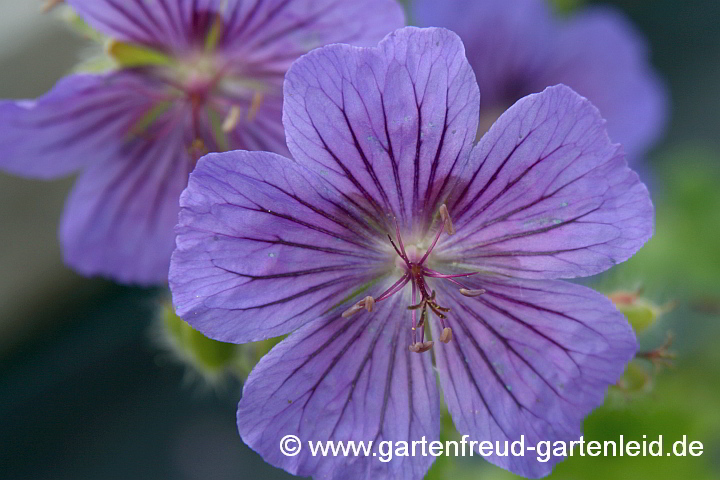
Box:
<box><xmin>107</xmin><ymin>40</ymin><xmax>175</xmax><ymax>68</ymax></box>
<box><xmin>162</xmin><ymin>305</ymin><xmax>237</xmax><ymax>372</ymax></box>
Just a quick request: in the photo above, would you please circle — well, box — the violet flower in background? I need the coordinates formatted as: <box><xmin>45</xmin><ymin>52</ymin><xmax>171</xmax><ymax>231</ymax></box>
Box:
<box><xmin>0</xmin><ymin>0</ymin><xmax>403</xmax><ymax>285</ymax></box>
<box><xmin>414</xmin><ymin>0</ymin><xmax>667</xmax><ymax>165</ymax></box>
<box><xmin>170</xmin><ymin>27</ymin><xmax>653</xmax><ymax>478</ymax></box>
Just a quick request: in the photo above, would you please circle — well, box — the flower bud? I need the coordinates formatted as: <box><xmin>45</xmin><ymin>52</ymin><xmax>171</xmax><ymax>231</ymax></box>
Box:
<box><xmin>608</xmin><ymin>290</ymin><xmax>674</xmax><ymax>334</ymax></box>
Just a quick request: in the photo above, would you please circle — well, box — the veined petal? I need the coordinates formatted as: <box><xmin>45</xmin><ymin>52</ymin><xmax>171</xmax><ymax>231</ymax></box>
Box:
<box><xmin>237</xmin><ymin>293</ymin><xmax>439</xmax><ymax>480</ymax></box>
<box><xmin>413</xmin><ymin>0</ymin><xmax>552</xmax><ymax>108</ymax></box>
<box><xmin>536</xmin><ymin>7</ymin><xmax>668</xmax><ymax>162</ymax></box>
<box><xmin>66</xmin><ymin>0</ymin><xmax>196</xmax><ymax>50</ymax></box>
<box><xmin>227</xmin><ymin>94</ymin><xmax>288</xmax><ymax>155</ymax></box>
<box><xmin>431</xmin><ymin>277</ymin><xmax>635</xmax><ymax>478</ymax></box>
<box><xmin>0</xmin><ymin>73</ymin><xmax>155</xmax><ymax>180</ymax></box>
<box><xmin>284</xmin><ymin>27</ymin><xmax>480</xmax><ymax>230</ymax></box>
<box><xmin>60</xmin><ymin>117</ymin><xmax>192</xmax><ymax>285</ymax></box>
<box><xmin>445</xmin><ymin>85</ymin><xmax>653</xmax><ymax>279</ymax></box>
<box><xmin>169</xmin><ymin>150</ymin><xmax>390</xmax><ymax>344</ymax></box>
<box><xmin>67</xmin><ymin>0</ymin><xmax>404</xmax><ymax>55</ymax></box>
<box><xmin>221</xmin><ymin>0</ymin><xmax>405</xmax><ymax>70</ymax></box>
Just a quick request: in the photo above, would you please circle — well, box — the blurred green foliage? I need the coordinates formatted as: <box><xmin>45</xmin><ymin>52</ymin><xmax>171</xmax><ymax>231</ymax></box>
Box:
<box><xmin>623</xmin><ymin>147</ymin><xmax>720</xmax><ymax>297</ymax></box>
<box><xmin>551</xmin><ymin>0</ymin><xmax>587</xmax><ymax>14</ymax></box>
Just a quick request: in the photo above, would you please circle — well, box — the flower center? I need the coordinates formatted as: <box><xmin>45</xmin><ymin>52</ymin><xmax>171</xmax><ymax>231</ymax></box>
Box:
<box><xmin>113</xmin><ymin>16</ymin><xmax>268</xmax><ymax>161</ymax></box>
<box><xmin>342</xmin><ymin>205</ymin><xmax>485</xmax><ymax>353</ymax></box>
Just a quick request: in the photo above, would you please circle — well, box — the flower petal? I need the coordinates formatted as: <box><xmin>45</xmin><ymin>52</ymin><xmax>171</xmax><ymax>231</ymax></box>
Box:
<box><xmin>283</xmin><ymin>27</ymin><xmax>480</xmax><ymax>230</ymax></box>
<box><xmin>536</xmin><ymin>7</ymin><xmax>668</xmax><ymax>162</ymax></box>
<box><xmin>413</xmin><ymin>0</ymin><xmax>553</xmax><ymax>108</ymax></box>
<box><xmin>446</xmin><ymin>85</ymin><xmax>653</xmax><ymax>279</ymax></box>
<box><xmin>237</xmin><ymin>293</ymin><xmax>439</xmax><ymax>479</ymax></box>
<box><xmin>169</xmin><ymin>150</ymin><xmax>389</xmax><ymax>343</ymax></box>
<box><xmin>431</xmin><ymin>277</ymin><xmax>635</xmax><ymax>478</ymax></box>
<box><xmin>0</xmin><ymin>73</ymin><xmax>155</xmax><ymax>180</ymax></box>
<box><xmin>67</xmin><ymin>0</ymin><xmax>404</xmax><ymax>55</ymax></box>
<box><xmin>222</xmin><ymin>0</ymin><xmax>405</xmax><ymax>69</ymax></box>
<box><xmin>66</xmin><ymin>0</ymin><xmax>195</xmax><ymax>49</ymax></box>
<box><xmin>60</xmin><ymin>118</ymin><xmax>191</xmax><ymax>285</ymax></box>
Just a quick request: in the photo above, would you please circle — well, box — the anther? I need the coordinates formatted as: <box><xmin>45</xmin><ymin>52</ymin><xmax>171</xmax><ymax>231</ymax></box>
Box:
<box><xmin>439</xmin><ymin>327</ymin><xmax>453</xmax><ymax>343</ymax></box>
<box><xmin>222</xmin><ymin>105</ymin><xmax>242</xmax><ymax>132</ymax></box>
<box><xmin>460</xmin><ymin>288</ymin><xmax>486</xmax><ymax>297</ymax></box>
<box><xmin>341</xmin><ymin>296</ymin><xmax>375</xmax><ymax>318</ymax></box>
<box><xmin>248</xmin><ymin>91</ymin><xmax>264</xmax><ymax>121</ymax></box>
<box><xmin>362</xmin><ymin>295</ymin><xmax>375</xmax><ymax>312</ymax></box>
<box><xmin>409</xmin><ymin>341</ymin><xmax>434</xmax><ymax>353</ymax></box>
<box><xmin>439</xmin><ymin>204</ymin><xmax>455</xmax><ymax>235</ymax></box>
<box><xmin>189</xmin><ymin>138</ymin><xmax>209</xmax><ymax>159</ymax></box>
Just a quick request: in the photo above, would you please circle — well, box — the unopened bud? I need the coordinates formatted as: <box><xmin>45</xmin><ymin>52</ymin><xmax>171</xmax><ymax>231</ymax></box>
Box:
<box><xmin>608</xmin><ymin>289</ymin><xmax>674</xmax><ymax>334</ymax></box>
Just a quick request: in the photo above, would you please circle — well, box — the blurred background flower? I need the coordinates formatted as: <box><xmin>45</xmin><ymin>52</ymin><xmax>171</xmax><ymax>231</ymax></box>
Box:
<box><xmin>1</xmin><ymin>0</ymin><xmax>719</xmax><ymax>479</ymax></box>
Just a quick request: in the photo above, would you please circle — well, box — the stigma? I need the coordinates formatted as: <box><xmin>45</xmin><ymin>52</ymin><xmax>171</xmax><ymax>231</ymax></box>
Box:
<box><xmin>342</xmin><ymin>204</ymin><xmax>484</xmax><ymax>353</ymax></box>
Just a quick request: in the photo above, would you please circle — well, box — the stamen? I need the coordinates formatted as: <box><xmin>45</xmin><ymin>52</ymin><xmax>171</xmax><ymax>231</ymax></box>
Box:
<box><xmin>439</xmin><ymin>204</ymin><xmax>455</xmax><ymax>235</ymax></box>
<box><xmin>430</xmin><ymin>303</ymin><xmax>450</xmax><ymax>314</ymax></box>
<box><xmin>423</xmin><ymin>269</ymin><xmax>479</xmax><ymax>280</ymax></box>
<box><xmin>418</xmin><ymin>220</ymin><xmax>447</xmax><ymax>265</ymax></box>
<box><xmin>341</xmin><ymin>296</ymin><xmax>375</xmax><ymax>318</ymax></box>
<box><xmin>189</xmin><ymin>138</ymin><xmax>209</xmax><ymax>160</ymax></box>
<box><xmin>460</xmin><ymin>288</ymin><xmax>486</xmax><ymax>297</ymax></box>
<box><xmin>395</xmin><ymin>220</ymin><xmax>408</xmax><ymax>258</ymax></box>
<box><xmin>352</xmin><ymin>206</ymin><xmax>482</xmax><ymax>353</ymax></box>
<box><xmin>411</xmin><ymin>279</ymin><xmax>418</xmax><ymax>345</ymax></box>
<box><xmin>375</xmin><ymin>274</ymin><xmax>410</xmax><ymax>303</ymax></box>
<box><xmin>247</xmin><ymin>91</ymin><xmax>264</xmax><ymax>121</ymax></box>
<box><xmin>222</xmin><ymin>105</ymin><xmax>242</xmax><ymax>133</ymax></box>
<box><xmin>439</xmin><ymin>327</ymin><xmax>453</xmax><ymax>343</ymax></box>
<box><xmin>426</xmin><ymin>302</ymin><xmax>446</xmax><ymax>318</ymax></box>
<box><xmin>409</xmin><ymin>341</ymin><xmax>434</xmax><ymax>353</ymax></box>
<box><xmin>388</xmin><ymin>234</ymin><xmax>409</xmax><ymax>264</ymax></box>
<box><xmin>362</xmin><ymin>295</ymin><xmax>375</xmax><ymax>312</ymax></box>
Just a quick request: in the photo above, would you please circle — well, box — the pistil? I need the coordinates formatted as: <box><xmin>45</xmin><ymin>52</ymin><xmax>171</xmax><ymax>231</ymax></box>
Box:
<box><xmin>342</xmin><ymin>204</ymin><xmax>484</xmax><ymax>354</ymax></box>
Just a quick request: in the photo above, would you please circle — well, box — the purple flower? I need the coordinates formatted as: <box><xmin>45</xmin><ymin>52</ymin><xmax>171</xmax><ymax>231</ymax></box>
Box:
<box><xmin>414</xmin><ymin>0</ymin><xmax>668</xmax><ymax>165</ymax></box>
<box><xmin>0</xmin><ymin>0</ymin><xmax>403</xmax><ymax>285</ymax></box>
<box><xmin>169</xmin><ymin>27</ymin><xmax>652</xmax><ymax>478</ymax></box>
